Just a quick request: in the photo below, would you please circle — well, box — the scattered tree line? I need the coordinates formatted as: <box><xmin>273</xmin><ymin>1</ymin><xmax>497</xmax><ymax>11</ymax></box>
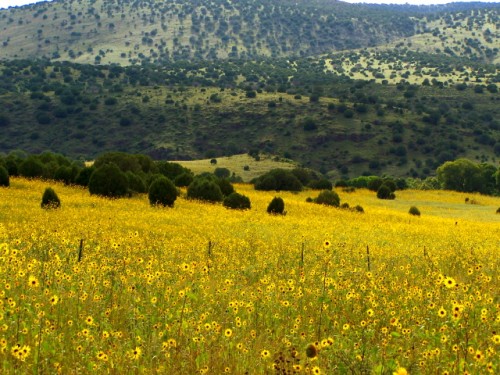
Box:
<box><xmin>1</xmin><ymin>152</ymin><xmax>499</xmax><ymax>206</ymax></box>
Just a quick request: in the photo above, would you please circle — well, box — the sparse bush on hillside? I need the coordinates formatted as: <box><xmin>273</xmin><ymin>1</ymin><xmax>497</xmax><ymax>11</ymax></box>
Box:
<box><xmin>214</xmin><ymin>167</ymin><xmax>231</xmax><ymax>179</ymax></box>
<box><xmin>367</xmin><ymin>177</ymin><xmax>384</xmax><ymax>192</ymax></box>
<box><xmin>255</xmin><ymin>169</ymin><xmax>302</xmax><ymax>192</ymax></box>
<box><xmin>216</xmin><ymin>178</ymin><xmax>235</xmax><ymax>197</ymax></box>
<box><xmin>0</xmin><ymin>166</ymin><xmax>9</xmax><ymax>187</ymax></box>
<box><xmin>409</xmin><ymin>206</ymin><xmax>421</xmax><ymax>216</ymax></box>
<box><xmin>148</xmin><ymin>177</ymin><xmax>178</xmax><ymax>207</ymax></box>
<box><xmin>74</xmin><ymin>166</ymin><xmax>95</xmax><ymax>187</ymax></box>
<box><xmin>354</xmin><ymin>205</ymin><xmax>364</xmax><ymax>213</ymax></box>
<box><xmin>267</xmin><ymin>197</ymin><xmax>285</xmax><ymax>215</ymax></box>
<box><xmin>126</xmin><ymin>171</ymin><xmax>147</xmax><ymax>194</ymax></box>
<box><xmin>187</xmin><ymin>178</ymin><xmax>223</xmax><ymax>203</ymax></box>
<box><xmin>308</xmin><ymin>179</ymin><xmax>333</xmax><ymax>190</ymax></box>
<box><xmin>88</xmin><ymin>163</ymin><xmax>129</xmax><ymax>198</ymax></box>
<box><xmin>95</xmin><ymin>152</ymin><xmax>154</xmax><ymax>174</ymax></box>
<box><xmin>41</xmin><ymin>187</ymin><xmax>60</xmax><ymax>209</ymax></box>
<box><xmin>314</xmin><ymin>190</ymin><xmax>340</xmax><ymax>207</ymax></box>
<box><xmin>174</xmin><ymin>172</ymin><xmax>193</xmax><ymax>187</ymax></box>
<box><xmin>156</xmin><ymin>161</ymin><xmax>192</xmax><ymax>181</ymax></box>
<box><xmin>53</xmin><ymin>166</ymin><xmax>74</xmax><ymax>185</ymax></box>
<box><xmin>377</xmin><ymin>184</ymin><xmax>396</xmax><ymax>200</ymax></box>
<box><xmin>19</xmin><ymin>157</ymin><xmax>45</xmax><ymax>179</ymax></box>
<box><xmin>223</xmin><ymin>192</ymin><xmax>251</xmax><ymax>210</ymax></box>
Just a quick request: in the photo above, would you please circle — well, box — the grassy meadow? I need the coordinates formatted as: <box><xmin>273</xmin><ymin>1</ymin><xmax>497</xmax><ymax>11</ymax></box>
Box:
<box><xmin>0</xmin><ymin>178</ymin><xmax>499</xmax><ymax>374</ymax></box>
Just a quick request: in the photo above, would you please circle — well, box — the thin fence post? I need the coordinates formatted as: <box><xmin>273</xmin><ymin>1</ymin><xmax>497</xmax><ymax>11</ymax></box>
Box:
<box><xmin>78</xmin><ymin>239</ymin><xmax>84</xmax><ymax>262</ymax></box>
<box><xmin>301</xmin><ymin>242</ymin><xmax>304</xmax><ymax>267</ymax></box>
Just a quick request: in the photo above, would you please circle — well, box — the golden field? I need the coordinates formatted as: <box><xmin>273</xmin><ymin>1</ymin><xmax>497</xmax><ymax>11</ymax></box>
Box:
<box><xmin>0</xmin><ymin>178</ymin><xmax>499</xmax><ymax>374</ymax></box>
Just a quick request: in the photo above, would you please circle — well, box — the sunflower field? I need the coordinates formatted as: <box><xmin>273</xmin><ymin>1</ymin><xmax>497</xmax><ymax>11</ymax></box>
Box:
<box><xmin>0</xmin><ymin>178</ymin><xmax>499</xmax><ymax>374</ymax></box>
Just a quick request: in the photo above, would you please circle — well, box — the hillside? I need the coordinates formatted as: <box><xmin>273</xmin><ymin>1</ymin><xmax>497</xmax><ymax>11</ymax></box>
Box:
<box><xmin>0</xmin><ymin>59</ymin><xmax>498</xmax><ymax>179</ymax></box>
<box><xmin>0</xmin><ymin>1</ymin><xmax>497</xmax><ymax>65</ymax></box>
<box><xmin>0</xmin><ymin>0</ymin><xmax>499</xmax><ymax>180</ymax></box>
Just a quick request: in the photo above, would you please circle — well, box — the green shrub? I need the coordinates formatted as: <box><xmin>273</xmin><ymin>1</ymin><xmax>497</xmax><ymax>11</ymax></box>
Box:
<box><xmin>0</xmin><ymin>166</ymin><xmax>9</xmax><ymax>187</ymax></box>
<box><xmin>19</xmin><ymin>157</ymin><xmax>45</xmax><ymax>178</ymax></box>
<box><xmin>5</xmin><ymin>157</ymin><xmax>19</xmax><ymax>176</ymax></box>
<box><xmin>54</xmin><ymin>166</ymin><xmax>73</xmax><ymax>185</ymax></box>
<box><xmin>89</xmin><ymin>163</ymin><xmax>129</xmax><ymax>198</ymax></box>
<box><xmin>314</xmin><ymin>190</ymin><xmax>340</xmax><ymax>207</ymax></box>
<box><xmin>409</xmin><ymin>206</ymin><xmax>421</xmax><ymax>216</ymax></box>
<box><xmin>214</xmin><ymin>167</ymin><xmax>231</xmax><ymax>179</ymax></box>
<box><xmin>367</xmin><ymin>177</ymin><xmax>384</xmax><ymax>192</ymax></box>
<box><xmin>496</xmin><ymin>207</ymin><xmax>500</xmax><ymax>214</ymax></box>
<box><xmin>223</xmin><ymin>192</ymin><xmax>251</xmax><ymax>210</ymax></box>
<box><xmin>187</xmin><ymin>178</ymin><xmax>223</xmax><ymax>203</ymax></box>
<box><xmin>126</xmin><ymin>171</ymin><xmax>147</xmax><ymax>194</ymax></box>
<box><xmin>74</xmin><ymin>166</ymin><xmax>95</xmax><ymax>187</ymax></box>
<box><xmin>267</xmin><ymin>197</ymin><xmax>285</xmax><ymax>215</ymax></box>
<box><xmin>41</xmin><ymin>187</ymin><xmax>60</xmax><ymax>209</ymax></box>
<box><xmin>174</xmin><ymin>172</ymin><xmax>193</xmax><ymax>187</ymax></box>
<box><xmin>216</xmin><ymin>178</ymin><xmax>234</xmax><ymax>196</ymax></box>
<box><xmin>156</xmin><ymin>161</ymin><xmax>192</xmax><ymax>180</ymax></box>
<box><xmin>255</xmin><ymin>169</ymin><xmax>302</xmax><ymax>192</ymax></box>
<box><xmin>148</xmin><ymin>177</ymin><xmax>178</xmax><ymax>207</ymax></box>
<box><xmin>377</xmin><ymin>184</ymin><xmax>396</xmax><ymax>200</ymax></box>
<box><xmin>340</xmin><ymin>202</ymin><xmax>350</xmax><ymax>209</ymax></box>
<box><xmin>308</xmin><ymin>179</ymin><xmax>333</xmax><ymax>190</ymax></box>
<box><xmin>354</xmin><ymin>205</ymin><xmax>364</xmax><ymax>213</ymax></box>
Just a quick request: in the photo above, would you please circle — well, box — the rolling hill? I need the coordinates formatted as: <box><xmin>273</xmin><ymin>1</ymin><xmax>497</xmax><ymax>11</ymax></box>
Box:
<box><xmin>0</xmin><ymin>0</ymin><xmax>499</xmax><ymax>179</ymax></box>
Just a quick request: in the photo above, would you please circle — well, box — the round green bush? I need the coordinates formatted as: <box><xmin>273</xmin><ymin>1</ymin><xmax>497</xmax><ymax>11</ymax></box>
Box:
<box><xmin>255</xmin><ymin>169</ymin><xmax>302</xmax><ymax>192</ymax></box>
<box><xmin>126</xmin><ymin>171</ymin><xmax>147</xmax><ymax>194</ymax></box>
<box><xmin>187</xmin><ymin>178</ymin><xmax>223</xmax><ymax>203</ymax></box>
<box><xmin>354</xmin><ymin>205</ymin><xmax>364</xmax><ymax>213</ymax></box>
<box><xmin>0</xmin><ymin>166</ymin><xmax>9</xmax><ymax>187</ymax></box>
<box><xmin>377</xmin><ymin>184</ymin><xmax>396</xmax><ymax>200</ymax></box>
<box><xmin>216</xmin><ymin>178</ymin><xmax>234</xmax><ymax>196</ymax></box>
<box><xmin>496</xmin><ymin>207</ymin><xmax>500</xmax><ymax>214</ymax></box>
<box><xmin>88</xmin><ymin>163</ymin><xmax>129</xmax><ymax>198</ymax></box>
<box><xmin>174</xmin><ymin>172</ymin><xmax>193</xmax><ymax>187</ymax></box>
<box><xmin>54</xmin><ymin>166</ymin><xmax>73</xmax><ymax>185</ymax></box>
<box><xmin>214</xmin><ymin>167</ymin><xmax>231</xmax><ymax>179</ymax></box>
<box><xmin>41</xmin><ymin>187</ymin><xmax>60</xmax><ymax>209</ymax></box>
<box><xmin>367</xmin><ymin>177</ymin><xmax>384</xmax><ymax>192</ymax></box>
<box><xmin>308</xmin><ymin>179</ymin><xmax>333</xmax><ymax>190</ymax></box>
<box><xmin>74</xmin><ymin>166</ymin><xmax>95</xmax><ymax>187</ymax></box>
<box><xmin>223</xmin><ymin>192</ymin><xmax>251</xmax><ymax>210</ymax></box>
<box><xmin>148</xmin><ymin>177</ymin><xmax>178</xmax><ymax>207</ymax></box>
<box><xmin>340</xmin><ymin>202</ymin><xmax>350</xmax><ymax>209</ymax></box>
<box><xmin>409</xmin><ymin>206</ymin><xmax>421</xmax><ymax>216</ymax></box>
<box><xmin>314</xmin><ymin>190</ymin><xmax>340</xmax><ymax>207</ymax></box>
<box><xmin>267</xmin><ymin>197</ymin><xmax>285</xmax><ymax>215</ymax></box>
<box><xmin>19</xmin><ymin>157</ymin><xmax>45</xmax><ymax>178</ymax></box>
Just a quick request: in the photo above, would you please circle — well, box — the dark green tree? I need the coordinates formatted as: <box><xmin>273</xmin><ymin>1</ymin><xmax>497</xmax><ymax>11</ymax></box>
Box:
<box><xmin>88</xmin><ymin>163</ymin><xmax>129</xmax><ymax>198</ymax></box>
<box><xmin>74</xmin><ymin>166</ymin><xmax>95</xmax><ymax>187</ymax></box>
<box><xmin>437</xmin><ymin>159</ymin><xmax>483</xmax><ymax>193</ymax></box>
<box><xmin>223</xmin><ymin>192</ymin><xmax>251</xmax><ymax>210</ymax></box>
<box><xmin>377</xmin><ymin>184</ymin><xmax>395</xmax><ymax>200</ymax></box>
<box><xmin>187</xmin><ymin>178</ymin><xmax>223</xmax><ymax>203</ymax></box>
<box><xmin>0</xmin><ymin>166</ymin><xmax>9</xmax><ymax>187</ymax></box>
<box><xmin>314</xmin><ymin>190</ymin><xmax>340</xmax><ymax>207</ymax></box>
<box><xmin>19</xmin><ymin>157</ymin><xmax>45</xmax><ymax>178</ymax></box>
<box><xmin>148</xmin><ymin>177</ymin><xmax>178</xmax><ymax>207</ymax></box>
<box><xmin>267</xmin><ymin>197</ymin><xmax>285</xmax><ymax>215</ymax></box>
<box><xmin>41</xmin><ymin>187</ymin><xmax>60</xmax><ymax>209</ymax></box>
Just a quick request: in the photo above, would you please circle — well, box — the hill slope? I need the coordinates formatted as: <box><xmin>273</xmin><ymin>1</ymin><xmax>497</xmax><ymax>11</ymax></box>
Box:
<box><xmin>0</xmin><ymin>59</ymin><xmax>498</xmax><ymax>179</ymax></box>
<box><xmin>1</xmin><ymin>0</ymin><xmax>498</xmax><ymax>65</ymax></box>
